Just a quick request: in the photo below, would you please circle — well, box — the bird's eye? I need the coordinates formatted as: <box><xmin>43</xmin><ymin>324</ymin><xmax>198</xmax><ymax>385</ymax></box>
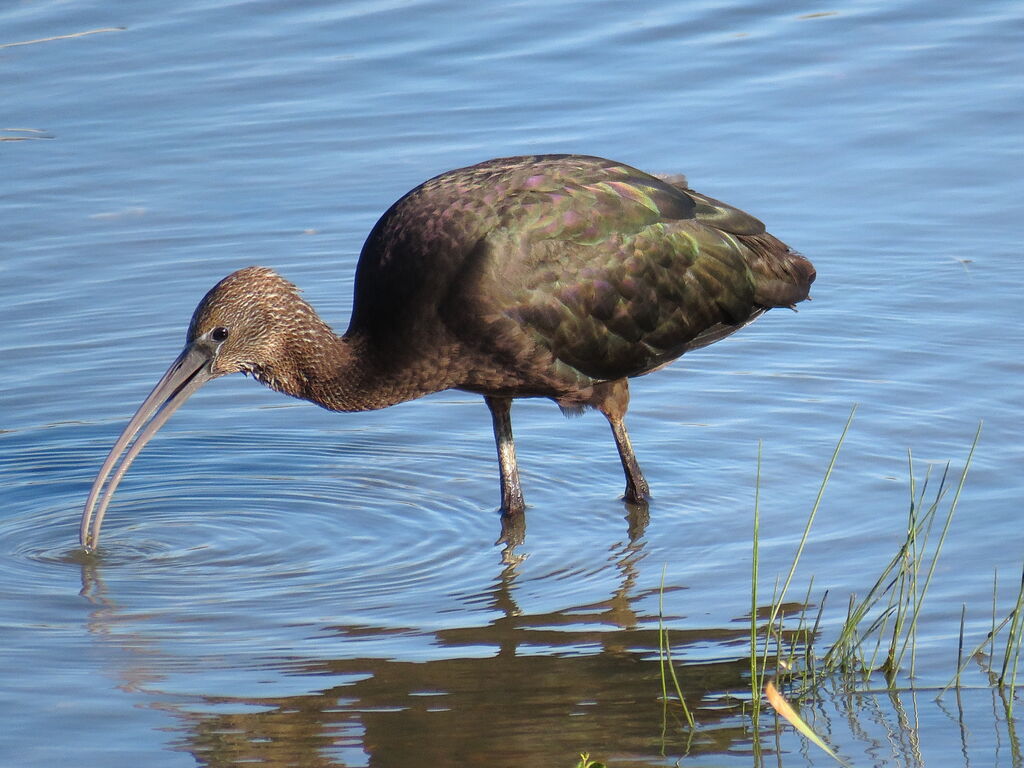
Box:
<box><xmin>211</xmin><ymin>327</ymin><xmax>229</xmax><ymax>342</ymax></box>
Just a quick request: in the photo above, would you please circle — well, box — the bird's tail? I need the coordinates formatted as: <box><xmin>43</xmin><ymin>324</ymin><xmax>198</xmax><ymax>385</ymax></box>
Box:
<box><xmin>740</xmin><ymin>233</ymin><xmax>816</xmax><ymax>308</ymax></box>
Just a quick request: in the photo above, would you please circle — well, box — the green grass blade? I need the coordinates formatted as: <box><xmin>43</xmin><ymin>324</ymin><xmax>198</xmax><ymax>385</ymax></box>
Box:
<box><xmin>751</xmin><ymin>440</ymin><xmax>762</xmax><ymax>723</ymax></box>
<box><xmin>769</xmin><ymin>406</ymin><xmax>856</xmax><ymax>627</ymax></box>
<box><xmin>659</xmin><ymin>565</ymin><xmax>695</xmax><ymax>729</ymax></box>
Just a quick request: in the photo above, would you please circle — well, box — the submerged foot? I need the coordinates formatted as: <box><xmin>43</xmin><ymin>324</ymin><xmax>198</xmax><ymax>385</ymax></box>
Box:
<box><xmin>623</xmin><ymin>482</ymin><xmax>651</xmax><ymax>507</ymax></box>
<box><xmin>496</xmin><ymin>508</ymin><xmax>526</xmax><ymax>548</ymax></box>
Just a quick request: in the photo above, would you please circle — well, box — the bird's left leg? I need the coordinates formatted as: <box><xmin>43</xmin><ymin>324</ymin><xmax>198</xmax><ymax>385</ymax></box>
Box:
<box><xmin>485</xmin><ymin>395</ymin><xmax>526</xmax><ymax>517</ymax></box>
<box><xmin>594</xmin><ymin>379</ymin><xmax>651</xmax><ymax>505</ymax></box>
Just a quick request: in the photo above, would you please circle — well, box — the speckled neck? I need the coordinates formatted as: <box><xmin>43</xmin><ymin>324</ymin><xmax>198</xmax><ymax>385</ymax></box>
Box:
<box><xmin>251</xmin><ymin>325</ymin><xmax>442</xmax><ymax>413</ymax></box>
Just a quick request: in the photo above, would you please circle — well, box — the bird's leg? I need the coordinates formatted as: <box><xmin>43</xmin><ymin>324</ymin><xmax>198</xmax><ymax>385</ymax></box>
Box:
<box><xmin>609</xmin><ymin>416</ymin><xmax>651</xmax><ymax>504</ymax></box>
<box><xmin>595</xmin><ymin>379</ymin><xmax>651</xmax><ymax>505</ymax></box>
<box><xmin>485</xmin><ymin>395</ymin><xmax>526</xmax><ymax>517</ymax></box>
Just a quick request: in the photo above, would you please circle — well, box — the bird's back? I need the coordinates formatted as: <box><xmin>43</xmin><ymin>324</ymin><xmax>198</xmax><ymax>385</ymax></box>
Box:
<box><xmin>347</xmin><ymin>155</ymin><xmax>814</xmax><ymax>399</ymax></box>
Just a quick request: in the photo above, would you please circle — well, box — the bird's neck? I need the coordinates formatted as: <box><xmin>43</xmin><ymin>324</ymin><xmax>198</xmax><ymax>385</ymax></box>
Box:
<box><xmin>254</xmin><ymin>325</ymin><xmax>434</xmax><ymax>413</ymax></box>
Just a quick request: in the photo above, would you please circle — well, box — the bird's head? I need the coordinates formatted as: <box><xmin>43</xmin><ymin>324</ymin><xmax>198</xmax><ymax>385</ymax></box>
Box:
<box><xmin>79</xmin><ymin>266</ymin><xmax>318</xmax><ymax>552</ymax></box>
<box><xmin>185</xmin><ymin>266</ymin><xmax>312</xmax><ymax>379</ymax></box>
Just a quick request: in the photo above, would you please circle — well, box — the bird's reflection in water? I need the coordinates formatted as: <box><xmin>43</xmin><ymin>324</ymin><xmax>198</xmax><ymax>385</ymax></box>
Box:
<box><xmin>75</xmin><ymin>514</ymin><xmax>823</xmax><ymax>768</ymax></box>
<box><xmin>497</xmin><ymin>496</ymin><xmax>648</xmax><ymax>565</ymax></box>
<box><xmin>79</xmin><ymin>561</ymin><xmax>175</xmax><ymax>697</ymax></box>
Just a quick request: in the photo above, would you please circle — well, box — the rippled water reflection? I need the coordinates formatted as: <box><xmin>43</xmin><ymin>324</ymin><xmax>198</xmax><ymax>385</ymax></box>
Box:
<box><xmin>4</xmin><ymin>0</ymin><xmax>1023</xmax><ymax>765</ymax></box>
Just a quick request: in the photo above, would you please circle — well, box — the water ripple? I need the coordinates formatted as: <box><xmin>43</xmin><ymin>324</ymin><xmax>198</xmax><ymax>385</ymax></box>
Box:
<box><xmin>2</xmin><ymin>424</ymin><xmax>511</xmax><ymax>633</ymax></box>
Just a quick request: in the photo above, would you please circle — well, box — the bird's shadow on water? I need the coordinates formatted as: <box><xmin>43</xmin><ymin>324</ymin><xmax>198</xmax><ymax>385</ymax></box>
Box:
<box><xmin>69</xmin><ymin>505</ymin><xmax>777</xmax><ymax>767</ymax></box>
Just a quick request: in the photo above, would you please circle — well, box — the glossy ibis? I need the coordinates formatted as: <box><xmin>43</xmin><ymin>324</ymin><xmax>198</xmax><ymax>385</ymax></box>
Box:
<box><xmin>80</xmin><ymin>154</ymin><xmax>814</xmax><ymax>550</ymax></box>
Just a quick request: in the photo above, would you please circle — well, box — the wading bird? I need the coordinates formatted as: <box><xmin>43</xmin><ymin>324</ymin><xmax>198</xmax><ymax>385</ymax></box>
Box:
<box><xmin>80</xmin><ymin>154</ymin><xmax>814</xmax><ymax>550</ymax></box>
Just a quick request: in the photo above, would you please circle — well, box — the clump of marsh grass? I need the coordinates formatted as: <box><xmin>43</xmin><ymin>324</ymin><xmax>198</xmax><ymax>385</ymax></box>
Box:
<box><xmin>746</xmin><ymin>416</ymin><xmax>986</xmax><ymax>764</ymax></box>
<box><xmin>817</xmin><ymin>423</ymin><xmax>981</xmax><ymax>687</ymax></box>
<box><xmin>656</xmin><ymin>413</ymin><xmax>1002</xmax><ymax>764</ymax></box>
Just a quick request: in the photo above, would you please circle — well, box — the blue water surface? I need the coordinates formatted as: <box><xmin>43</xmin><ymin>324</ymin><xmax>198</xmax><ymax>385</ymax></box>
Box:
<box><xmin>2</xmin><ymin>1</ymin><xmax>1022</xmax><ymax>765</ymax></box>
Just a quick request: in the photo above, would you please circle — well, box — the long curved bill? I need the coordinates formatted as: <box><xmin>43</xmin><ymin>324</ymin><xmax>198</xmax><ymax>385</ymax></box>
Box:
<box><xmin>80</xmin><ymin>343</ymin><xmax>217</xmax><ymax>551</ymax></box>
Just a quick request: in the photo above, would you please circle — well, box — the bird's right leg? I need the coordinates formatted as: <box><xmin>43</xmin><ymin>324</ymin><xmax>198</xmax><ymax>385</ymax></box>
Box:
<box><xmin>594</xmin><ymin>379</ymin><xmax>651</xmax><ymax>505</ymax></box>
<box><xmin>485</xmin><ymin>395</ymin><xmax>526</xmax><ymax>517</ymax></box>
